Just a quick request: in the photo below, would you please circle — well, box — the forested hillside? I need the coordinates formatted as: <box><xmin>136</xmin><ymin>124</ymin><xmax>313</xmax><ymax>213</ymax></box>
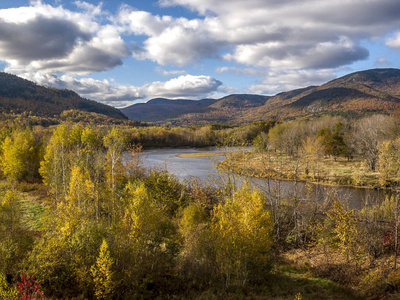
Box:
<box><xmin>0</xmin><ymin>72</ymin><xmax>127</xmax><ymax>120</ymax></box>
<box><xmin>121</xmin><ymin>94</ymin><xmax>270</xmax><ymax>125</ymax></box>
<box><xmin>122</xmin><ymin>69</ymin><xmax>400</xmax><ymax>125</ymax></box>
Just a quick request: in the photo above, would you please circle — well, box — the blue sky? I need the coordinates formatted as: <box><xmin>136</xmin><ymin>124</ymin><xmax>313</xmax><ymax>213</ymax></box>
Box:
<box><xmin>0</xmin><ymin>0</ymin><xmax>399</xmax><ymax>108</ymax></box>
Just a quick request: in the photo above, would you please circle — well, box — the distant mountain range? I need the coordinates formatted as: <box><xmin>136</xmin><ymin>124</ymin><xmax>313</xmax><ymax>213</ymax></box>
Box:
<box><xmin>0</xmin><ymin>72</ymin><xmax>127</xmax><ymax>120</ymax></box>
<box><xmin>122</xmin><ymin>68</ymin><xmax>400</xmax><ymax>125</ymax></box>
<box><xmin>1</xmin><ymin>68</ymin><xmax>400</xmax><ymax>126</ymax></box>
<box><xmin>121</xmin><ymin>94</ymin><xmax>270</xmax><ymax>125</ymax></box>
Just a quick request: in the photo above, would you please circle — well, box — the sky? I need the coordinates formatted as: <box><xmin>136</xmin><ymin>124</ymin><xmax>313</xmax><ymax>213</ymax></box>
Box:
<box><xmin>0</xmin><ymin>0</ymin><xmax>399</xmax><ymax>108</ymax></box>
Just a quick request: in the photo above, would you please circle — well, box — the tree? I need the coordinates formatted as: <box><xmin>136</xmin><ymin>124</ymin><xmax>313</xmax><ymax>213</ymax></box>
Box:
<box><xmin>300</xmin><ymin>136</ymin><xmax>324</xmax><ymax>177</ymax></box>
<box><xmin>40</xmin><ymin>124</ymin><xmax>71</xmax><ymax>200</ymax></box>
<box><xmin>211</xmin><ymin>183</ymin><xmax>273</xmax><ymax>286</ymax></box>
<box><xmin>0</xmin><ymin>190</ymin><xmax>33</xmax><ymax>277</ymax></box>
<box><xmin>316</xmin><ymin>122</ymin><xmax>347</xmax><ymax>160</ymax></box>
<box><xmin>65</xmin><ymin>166</ymin><xmax>95</xmax><ymax>219</ymax></box>
<box><xmin>91</xmin><ymin>239</ymin><xmax>114</xmax><ymax>299</ymax></box>
<box><xmin>353</xmin><ymin>115</ymin><xmax>394</xmax><ymax>171</ymax></box>
<box><xmin>0</xmin><ymin>128</ymin><xmax>38</xmax><ymax>182</ymax></box>
<box><xmin>377</xmin><ymin>139</ymin><xmax>400</xmax><ymax>186</ymax></box>
<box><xmin>116</xmin><ymin>182</ymin><xmax>179</xmax><ymax>295</ymax></box>
<box><xmin>326</xmin><ymin>197</ymin><xmax>360</xmax><ymax>263</ymax></box>
<box><xmin>103</xmin><ymin>127</ymin><xmax>126</xmax><ymax>198</ymax></box>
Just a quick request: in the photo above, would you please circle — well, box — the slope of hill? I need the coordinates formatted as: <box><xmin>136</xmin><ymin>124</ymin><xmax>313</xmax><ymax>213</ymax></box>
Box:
<box><xmin>0</xmin><ymin>72</ymin><xmax>127</xmax><ymax>120</ymax></box>
<box><xmin>249</xmin><ymin>68</ymin><xmax>400</xmax><ymax>120</ymax></box>
<box><xmin>123</xmin><ymin>68</ymin><xmax>400</xmax><ymax>125</ymax></box>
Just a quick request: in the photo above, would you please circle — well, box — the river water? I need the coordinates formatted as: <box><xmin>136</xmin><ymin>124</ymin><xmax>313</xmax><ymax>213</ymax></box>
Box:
<box><xmin>143</xmin><ymin>147</ymin><xmax>391</xmax><ymax>209</ymax></box>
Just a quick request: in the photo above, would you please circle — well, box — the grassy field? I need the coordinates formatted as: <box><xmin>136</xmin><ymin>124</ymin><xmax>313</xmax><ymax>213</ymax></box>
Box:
<box><xmin>218</xmin><ymin>150</ymin><xmax>381</xmax><ymax>188</ymax></box>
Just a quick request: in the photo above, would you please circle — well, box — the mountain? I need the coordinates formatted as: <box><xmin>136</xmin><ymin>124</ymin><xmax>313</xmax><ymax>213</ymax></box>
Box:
<box><xmin>121</xmin><ymin>94</ymin><xmax>270</xmax><ymax>125</ymax></box>
<box><xmin>122</xmin><ymin>68</ymin><xmax>400</xmax><ymax>125</ymax></box>
<box><xmin>121</xmin><ymin>98</ymin><xmax>219</xmax><ymax>123</ymax></box>
<box><xmin>248</xmin><ymin>68</ymin><xmax>400</xmax><ymax>120</ymax></box>
<box><xmin>0</xmin><ymin>72</ymin><xmax>127</xmax><ymax>120</ymax></box>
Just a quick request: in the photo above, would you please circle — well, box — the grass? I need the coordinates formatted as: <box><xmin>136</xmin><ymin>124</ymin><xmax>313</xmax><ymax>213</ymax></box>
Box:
<box><xmin>218</xmin><ymin>150</ymin><xmax>381</xmax><ymax>188</ymax></box>
<box><xmin>176</xmin><ymin>152</ymin><xmax>227</xmax><ymax>158</ymax></box>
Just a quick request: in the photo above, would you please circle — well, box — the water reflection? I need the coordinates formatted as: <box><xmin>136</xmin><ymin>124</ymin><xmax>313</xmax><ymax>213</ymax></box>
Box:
<box><xmin>143</xmin><ymin>148</ymin><xmax>392</xmax><ymax>209</ymax></box>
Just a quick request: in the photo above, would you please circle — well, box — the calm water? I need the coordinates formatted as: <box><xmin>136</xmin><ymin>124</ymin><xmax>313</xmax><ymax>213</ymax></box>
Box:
<box><xmin>143</xmin><ymin>148</ymin><xmax>391</xmax><ymax>209</ymax></box>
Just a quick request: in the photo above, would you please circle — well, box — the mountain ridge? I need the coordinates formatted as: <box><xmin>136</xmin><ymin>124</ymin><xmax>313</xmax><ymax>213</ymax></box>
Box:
<box><xmin>122</xmin><ymin>68</ymin><xmax>400</xmax><ymax>125</ymax></box>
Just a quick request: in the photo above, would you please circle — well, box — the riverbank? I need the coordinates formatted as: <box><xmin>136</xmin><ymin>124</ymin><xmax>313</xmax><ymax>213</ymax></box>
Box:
<box><xmin>175</xmin><ymin>151</ymin><xmax>226</xmax><ymax>158</ymax></box>
<box><xmin>217</xmin><ymin>150</ymin><xmax>385</xmax><ymax>189</ymax></box>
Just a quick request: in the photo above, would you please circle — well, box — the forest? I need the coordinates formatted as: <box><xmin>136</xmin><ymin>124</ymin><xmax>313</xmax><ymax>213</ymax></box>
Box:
<box><xmin>1</xmin><ymin>117</ymin><xmax>400</xmax><ymax>299</ymax></box>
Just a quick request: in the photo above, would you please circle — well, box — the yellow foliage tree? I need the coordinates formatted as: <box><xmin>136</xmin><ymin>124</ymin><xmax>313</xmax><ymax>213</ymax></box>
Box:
<box><xmin>326</xmin><ymin>197</ymin><xmax>360</xmax><ymax>262</ymax></box>
<box><xmin>377</xmin><ymin>139</ymin><xmax>400</xmax><ymax>186</ymax></box>
<box><xmin>0</xmin><ymin>128</ymin><xmax>37</xmax><ymax>182</ymax></box>
<box><xmin>91</xmin><ymin>239</ymin><xmax>114</xmax><ymax>299</ymax></box>
<box><xmin>40</xmin><ymin>124</ymin><xmax>71</xmax><ymax>200</ymax></box>
<box><xmin>212</xmin><ymin>182</ymin><xmax>273</xmax><ymax>286</ymax></box>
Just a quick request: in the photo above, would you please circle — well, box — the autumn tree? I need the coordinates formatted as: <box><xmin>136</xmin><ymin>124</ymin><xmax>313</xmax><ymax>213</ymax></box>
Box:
<box><xmin>0</xmin><ymin>128</ymin><xmax>39</xmax><ymax>182</ymax></box>
<box><xmin>103</xmin><ymin>127</ymin><xmax>126</xmax><ymax>198</ymax></box>
<box><xmin>325</xmin><ymin>197</ymin><xmax>360</xmax><ymax>263</ymax></box>
<box><xmin>0</xmin><ymin>190</ymin><xmax>33</xmax><ymax>278</ymax></box>
<box><xmin>91</xmin><ymin>239</ymin><xmax>114</xmax><ymax>299</ymax></box>
<box><xmin>40</xmin><ymin>124</ymin><xmax>71</xmax><ymax>200</ymax></box>
<box><xmin>211</xmin><ymin>183</ymin><xmax>273</xmax><ymax>286</ymax></box>
<box><xmin>377</xmin><ymin>139</ymin><xmax>400</xmax><ymax>186</ymax></box>
<box><xmin>353</xmin><ymin>115</ymin><xmax>394</xmax><ymax>171</ymax></box>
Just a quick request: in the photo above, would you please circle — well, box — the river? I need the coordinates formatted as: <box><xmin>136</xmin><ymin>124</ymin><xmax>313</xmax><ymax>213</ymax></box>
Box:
<box><xmin>143</xmin><ymin>147</ymin><xmax>392</xmax><ymax>209</ymax></box>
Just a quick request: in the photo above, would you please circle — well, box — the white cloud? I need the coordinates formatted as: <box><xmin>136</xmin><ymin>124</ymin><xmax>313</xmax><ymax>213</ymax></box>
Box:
<box><xmin>146</xmin><ymin>74</ymin><xmax>222</xmax><ymax>98</ymax></box>
<box><xmin>0</xmin><ymin>1</ymin><xmax>129</xmax><ymax>75</ymax></box>
<box><xmin>156</xmin><ymin>0</ymin><xmax>400</xmax><ymax>68</ymax></box>
<box><xmin>246</xmin><ymin>69</ymin><xmax>336</xmax><ymax>95</ymax></box>
<box><xmin>117</xmin><ymin>7</ymin><xmax>222</xmax><ymax>66</ymax></box>
<box><xmin>375</xmin><ymin>57</ymin><xmax>391</xmax><ymax>66</ymax></box>
<box><xmin>215</xmin><ymin>66</ymin><xmax>265</xmax><ymax>77</ymax></box>
<box><xmin>17</xmin><ymin>72</ymin><xmax>222</xmax><ymax>107</ymax></box>
<box><xmin>386</xmin><ymin>32</ymin><xmax>400</xmax><ymax>49</ymax></box>
<box><xmin>155</xmin><ymin>67</ymin><xmax>186</xmax><ymax>76</ymax></box>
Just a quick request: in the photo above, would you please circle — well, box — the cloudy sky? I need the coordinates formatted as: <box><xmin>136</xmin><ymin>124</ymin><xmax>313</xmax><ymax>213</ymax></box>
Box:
<box><xmin>0</xmin><ymin>0</ymin><xmax>399</xmax><ymax>107</ymax></box>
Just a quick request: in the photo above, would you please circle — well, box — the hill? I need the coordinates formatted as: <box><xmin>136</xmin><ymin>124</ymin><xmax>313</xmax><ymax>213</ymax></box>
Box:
<box><xmin>248</xmin><ymin>68</ymin><xmax>400</xmax><ymax>120</ymax></box>
<box><xmin>122</xmin><ymin>68</ymin><xmax>400</xmax><ymax>125</ymax></box>
<box><xmin>0</xmin><ymin>72</ymin><xmax>127</xmax><ymax>120</ymax></box>
<box><xmin>121</xmin><ymin>94</ymin><xmax>270</xmax><ymax>125</ymax></box>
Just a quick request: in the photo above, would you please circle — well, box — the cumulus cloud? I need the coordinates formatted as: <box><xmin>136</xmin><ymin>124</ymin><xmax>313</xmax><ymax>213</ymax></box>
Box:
<box><xmin>118</xmin><ymin>7</ymin><xmax>222</xmax><ymax>66</ymax></box>
<box><xmin>0</xmin><ymin>1</ymin><xmax>129</xmax><ymax>75</ymax></box>
<box><xmin>146</xmin><ymin>75</ymin><xmax>222</xmax><ymax>98</ymax></box>
<box><xmin>386</xmin><ymin>32</ymin><xmax>400</xmax><ymax>49</ymax></box>
<box><xmin>245</xmin><ymin>69</ymin><xmax>336</xmax><ymax>95</ymax></box>
<box><xmin>18</xmin><ymin>72</ymin><xmax>222</xmax><ymax>107</ymax></box>
<box><xmin>18</xmin><ymin>71</ymin><xmax>144</xmax><ymax>107</ymax></box>
<box><xmin>156</xmin><ymin>0</ymin><xmax>400</xmax><ymax>68</ymax></box>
